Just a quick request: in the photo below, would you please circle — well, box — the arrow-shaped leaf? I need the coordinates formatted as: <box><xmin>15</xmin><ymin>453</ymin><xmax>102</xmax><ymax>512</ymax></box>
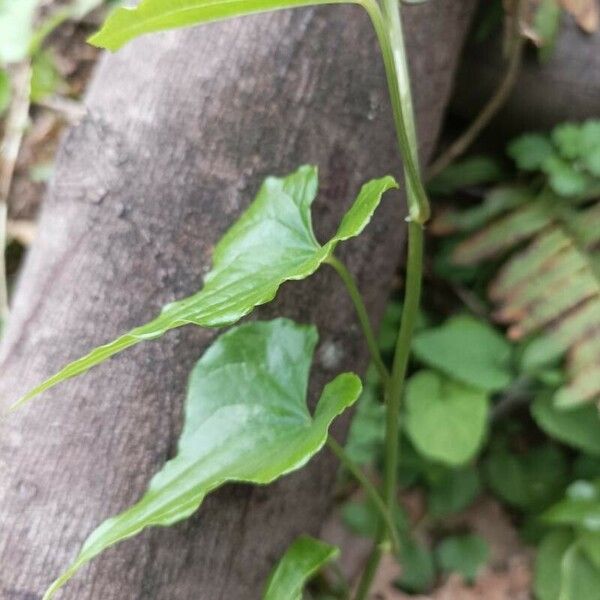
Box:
<box><xmin>43</xmin><ymin>318</ymin><xmax>361</xmax><ymax>599</ymax></box>
<box><xmin>263</xmin><ymin>535</ymin><xmax>340</xmax><ymax>600</ymax></box>
<box><xmin>89</xmin><ymin>0</ymin><xmax>361</xmax><ymax>51</ymax></box>
<box><xmin>14</xmin><ymin>166</ymin><xmax>396</xmax><ymax>408</ymax></box>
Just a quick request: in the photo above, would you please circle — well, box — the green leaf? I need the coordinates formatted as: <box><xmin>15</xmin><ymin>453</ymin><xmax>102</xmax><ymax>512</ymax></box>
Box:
<box><xmin>581</xmin><ymin>120</ymin><xmax>600</xmax><ymax>177</ymax></box>
<box><xmin>574</xmin><ymin>455</ymin><xmax>600</xmax><ymax>481</ymax></box>
<box><xmin>542</xmin><ymin>155</ymin><xmax>588</xmax><ymax>197</ymax></box>
<box><xmin>0</xmin><ymin>68</ymin><xmax>10</xmax><ymax>116</ymax></box>
<box><xmin>558</xmin><ymin>543</ymin><xmax>600</xmax><ymax>600</ymax></box>
<box><xmin>531</xmin><ymin>395</ymin><xmax>600</xmax><ymax>457</ymax></box>
<box><xmin>263</xmin><ymin>535</ymin><xmax>339</xmax><ymax>600</ymax></box>
<box><xmin>543</xmin><ymin>480</ymin><xmax>600</xmax><ymax>532</ymax></box>
<box><xmin>427</xmin><ymin>155</ymin><xmax>506</xmax><ymax>196</ymax></box>
<box><xmin>377</xmin><ymin>300</ymin><xmax>428</xmax><ymax>354</ymax></box>
<box><xmin>412</xmin><ymin>315</ymin><xmax>513</xmax><ymax>392</ymax></box>
<box><xmin>507</xmin><ymin>133</ymin><xmax>554</xmax><ymax>171</ymax></box>
<box><xmin>398</xmin><ymin>537</ymin><xmax>436</xmax><ymax>593</ymax></box>
<box><xmin>552</xmin><ymin>123</ymin><xmax>583</xmax><ymax>160</ymax></box>
<box><xmin>14</xmin><ymin>166</ymin><xmax>396</xmax><ymax>409</ymax></box>
<box><xmin>43</xmin><ymin>319</ymin><xmax>362</xmax><ymax>599</ymax></box>
<box><xmin>427</xmin><ymin>466</ymin><xmax>481</xmax><ymax>518</ymax></box>
<box><xmin>584</xmin><ymin>148</ymin><xmax>600</xmax><ymax>178</ymax></box>
<box><xmin>535</xmin><ymin>529</ymin><xmax>600</xmax><ymax>600</ymax></box>
<box><xmin>534</xmin><ymin>529</ymin><xmax>574</xmax><ymax>600</ymax></box>
<box><xmin>581</xmin><ymin>121</ymin><xmax>600</xmax><ymax>152</ymax></box>
<box><xmin>404</xmin><ymin>370</ymin><xmax>489</xmax><ymax>466</ymax></box>
<box><xmin>30</xmin><ymin>51</ymin><xmax>62</xmax><ymax>103</ymax></box>
<box><xmin>342</xmin><ymin>499</ymin><xmax>408</xmax><ymax>539</ymax></box>
<box><xmin>397</xmin><ymin>435</ymin><xmax>428</xmax><ymax>488</ymax></box>
<box><xmin>548</xmin><ymin>121</ymin><xmax>600</xmax><ymax>179</ymax></box>
<box><xmin>342</xmin><ymin>500</ymin><xmax>381</xmax><ymax>538</ymax></box>
<box><xmin>89</xmin><ymin>0</ymin><xmax>355</xmax><ymax>51</ymax></box>
<box><xmin>578</xmin><ymin>530</ymin><xmax>600</xmax><ymax>571</ymax></box>
<box><xmin>344</xmin><ymin>369</ymin><xmax>385</xmax><ymax>465</ymax></box>
<box><xmin>484</xmin><ymin>442</ymin><xmax>568</xmax><ymax>511</ymax></box>
<box><xmin>0</xmin><ymin>0</ymin><xmax>38</xmax><ymax>63</ymax></box>
<box><xmin>435</xmin><ymin>534</ymin><xmax>489</xmax><ymax>584</ymax></box>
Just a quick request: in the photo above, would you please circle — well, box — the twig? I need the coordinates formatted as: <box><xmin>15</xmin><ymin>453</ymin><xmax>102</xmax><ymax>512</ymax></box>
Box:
<box><xmin>490</xmin><ymin>375</ymin><xmax>533</xmax><ymax>423</ymax></box>
<box><xmin>37</xmin><ymin>95</ymin><xmax>86</xmax><ymax>125</ymax></box>
<box><xmin>426</xmin><ymin>0</ymin><xmax>526</xmax><ymax>180</ymax></box>
<box><xmin>0</xmin><ymin>62</ymin><xmax>32</xmax><ymax>324</ymax></box>
<box><xmin>452</xmin><ymin>283</ymin><xmax>489</xmax><ymax>320</ymax></box>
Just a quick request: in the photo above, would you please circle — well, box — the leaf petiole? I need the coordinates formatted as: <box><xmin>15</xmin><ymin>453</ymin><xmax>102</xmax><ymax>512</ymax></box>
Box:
<box><xmin>327</xmin><ymin>435</ymin><xmax>400</xmax><ymax>555</ymax></box>
<box><xmin>326</xmin><ymin>254</ymin><xmax>390</xmax><ymax>385</ymax></box>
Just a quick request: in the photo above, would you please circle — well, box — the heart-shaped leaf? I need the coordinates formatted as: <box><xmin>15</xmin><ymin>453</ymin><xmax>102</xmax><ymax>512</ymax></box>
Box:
<box><xmin>263</xmin><ymin>535</ymin><xmax>339</xmax><ymax>600</ymax></box>
<box><xmin>484</xmin><ymin>442</ymin><xmax>568</xmax><ymax>511</ymax></box>
<box><xmin>534</xmin><ymin>529</ymin><xmax>574</xmax><ymax>600</ymax></box>
<box><xmin>43</xmin><ymin>318</ymin><xmax>361</xmax><ymax>599</ymax></box>
<box><xmin>404</xmin><ymin>370</ymin><xmax>489</xmax><ymax>466</ymax></box>
<box><xmin>531</xmin><ymin>394</ymin><xmax>600</xmax><ymax>457</ymax></box>
<box><xmin>412</xmin><ymin>315</ymin><xmax>512</xmax><ymax>392</ymax></box>
<box><xmin>14</xmin><ymin>166</ymin><xmax>396</xmax><ymax>409</ymax></box>
<box><xmin>435</xmin><ymin>534</ymin><xmax>489</xmax><ymax>584</ymax></box>
<box><xmin>89</xmin><ymin>0</ymin><xmax>363</xmax><ymax>51</ymax></box>
<box><xmin>427</xmin><ymin>466</ymin><xmax>481</xmax><ymax>518</ymax></box>
<box><xmin>543</xmin><ymin>480</ymin><xmax>600</xmax><ymax>532</ymax></box>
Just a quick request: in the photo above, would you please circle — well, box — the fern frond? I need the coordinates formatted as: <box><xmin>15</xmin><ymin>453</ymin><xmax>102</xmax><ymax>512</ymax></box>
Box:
<box><xmin>437</xmin><ymin>190</ymin><xmax>600</xmax><ymax>409</ymax></box>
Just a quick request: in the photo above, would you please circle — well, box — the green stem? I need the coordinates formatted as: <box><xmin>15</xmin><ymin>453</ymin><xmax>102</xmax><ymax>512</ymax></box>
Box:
<box><xmin>353</xmin><ymin>542</ymin><xmax>383</xmax><ymax>600</ymax></box>
<box><xmin>327</xmin><ymin>436</ymin><xmax>399</xmax><ymax>555</ymax></box>
<box><xmin>384</xmin><ymin>221</ymin><xmax>423</xmax><ymax>508</ymax></box>
<box><xmin>352</xmin><ymin>224</ymin><xmax>424</xmax><ymax>598</ymax></box>
<box><xmin>327</xmin><ymin>255</ymin><xmax>390</xmax><ymax>384</ymax></box>
<box><xmin>352</xmin><ymin>1</ymin><xmax>429</xmax><ymax>595</ymax></box>
<box><xmin>371</xmin><ymin>0</ymin><xmax>429</xmax><ymax>223</ymax></box>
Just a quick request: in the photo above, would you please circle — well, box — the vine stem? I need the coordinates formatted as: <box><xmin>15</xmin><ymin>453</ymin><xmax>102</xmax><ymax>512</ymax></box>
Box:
<box><xmin>352</xmin><ymin>1</ymin><xmax>428</xmax><ymax>597</ymax></box>
<box><xmin>353</xmin><ymin>543</ymin><xmax>383</xmax><ymax>600</ymax></box>
<box><xmin>327</xmin><ymin>436</ymin><xmax>400</xmax><ymax>555</ymax></box>
<box><xmin>326</xmin><ymin>255</ymin><xmax>390</xmax><ymax>384</ymax></box>
<box><xmin>426</xmin><ymin>0</ymin><xmax>525</xmax><ymax>179</ymax></box>
<box><xmin>364</xmin><ymin>0</ymin><xmax>428</xmax><ymax>223</ymax></box>
<box><xmin>384</xmin><ymin>220</ymin><xmax>423</xmax><ymax>506</ymax></box>
<box><xmin>352</xmin><ymin>223</ymin><xmax>423</xmax><ymax>600</ymax></box>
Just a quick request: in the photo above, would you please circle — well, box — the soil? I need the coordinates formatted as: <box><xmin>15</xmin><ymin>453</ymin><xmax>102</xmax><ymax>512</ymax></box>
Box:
<box><xmin>322</xmin><ymin>493</ymin><xmax>533</xmax><ymax>600</ymax></box>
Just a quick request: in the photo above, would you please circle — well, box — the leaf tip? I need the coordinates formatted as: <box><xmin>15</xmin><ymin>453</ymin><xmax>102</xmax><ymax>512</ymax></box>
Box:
<box><xmin>7</xmin><ymin>387</ymin><xmax>40</xmax><ymax>413</ymax></box>
<box><xmin>87</xmin><ymin>28</ymin><xmax>123</xmax><ymax>52</ymax></box>
<box><xmin>87</xmin><ymin>5</ymin><xmax>136</xmax><ymax>51</ymax></box>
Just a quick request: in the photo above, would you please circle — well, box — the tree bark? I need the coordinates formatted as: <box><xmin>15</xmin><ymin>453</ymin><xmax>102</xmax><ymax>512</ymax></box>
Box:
<box><xmin>452</xmin><ymin>11</ymin><xmax>600</xmax><ymax>138</ymax></box>
<box><xmin>0</xmin><ymin>4</ymin><xmax>474</xmax><ymax>599</ymax></box>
